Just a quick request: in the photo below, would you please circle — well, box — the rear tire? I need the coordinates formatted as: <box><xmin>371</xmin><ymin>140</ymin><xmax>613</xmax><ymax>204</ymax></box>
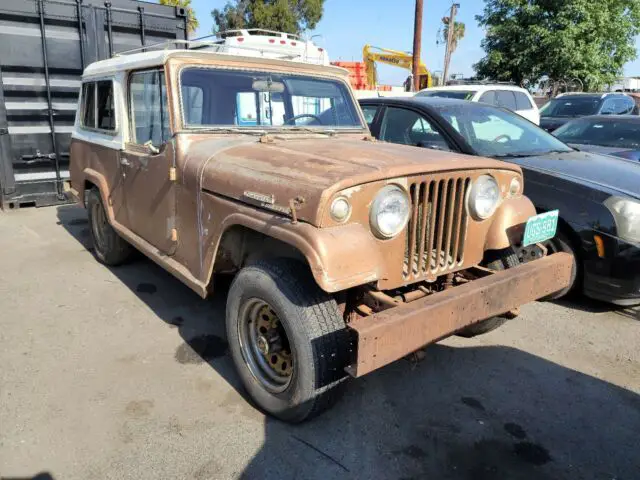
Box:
<box><xmin>87</xmin><ymin>188</ymin><xmax>133</xmax><ymax>266</ymax></box>
<box><xmin>456</xmin><ymin>248</ymin><xmax>520</xmax><ymax>338</ymax></box>
<box><xmin>226</xmin><ymin>259</ymin><xmax>350</xmax><ymax>423</ymax></box>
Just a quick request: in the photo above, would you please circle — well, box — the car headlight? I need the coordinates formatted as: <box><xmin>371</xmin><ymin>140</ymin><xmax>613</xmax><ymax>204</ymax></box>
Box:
<box><xmin>468</xmin><ymin>174</ymin><xmax>501</xmax><ymax>220</ymax></box>
<box><xmin>604</xmin><ymin>196</ymin><xmax>640</xmax><ymax>244</ymax></box>
<box><xmin>370</xmin><ymin>185</ymin><xmax>410</xmax><ymax>238</ymax></box>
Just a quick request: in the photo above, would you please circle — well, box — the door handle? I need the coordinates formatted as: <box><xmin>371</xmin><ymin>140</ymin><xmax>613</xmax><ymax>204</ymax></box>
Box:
<box><xmin>120</xmin><ymin>158</ymin><xmax>131</xmax><ymax>167</ymax></box>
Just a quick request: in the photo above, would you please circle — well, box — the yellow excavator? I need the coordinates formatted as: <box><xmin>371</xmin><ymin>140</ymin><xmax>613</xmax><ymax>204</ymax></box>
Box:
<box><xmin>363</xmin><ymin>44</ymin><xmax>432</xmax><ymax>91</ymax></box>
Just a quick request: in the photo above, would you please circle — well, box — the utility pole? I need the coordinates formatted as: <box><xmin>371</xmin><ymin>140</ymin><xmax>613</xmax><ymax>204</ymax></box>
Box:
<box><xmin>412</xmin><ymin>0</ymin><xmax>423</xmax><ymax>92</ymax></box>
<box><xmin>442</xmin><ymin>3</ymin><xmax>459</xmax><ymax>85</ymax></box>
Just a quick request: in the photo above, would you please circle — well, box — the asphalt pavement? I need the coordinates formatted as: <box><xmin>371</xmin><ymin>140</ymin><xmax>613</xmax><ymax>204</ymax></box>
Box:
<box><xmin>1</xmin><ymin>205</ymin><xmax>639</xmax><ymax>480</ymax></box>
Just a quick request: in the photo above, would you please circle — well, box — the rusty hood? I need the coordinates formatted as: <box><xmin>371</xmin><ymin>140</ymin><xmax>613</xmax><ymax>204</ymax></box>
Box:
<box><xmin>192</xmin><ymin>135</ymin><xmax>520</xmax><ymax>225</ymax></box>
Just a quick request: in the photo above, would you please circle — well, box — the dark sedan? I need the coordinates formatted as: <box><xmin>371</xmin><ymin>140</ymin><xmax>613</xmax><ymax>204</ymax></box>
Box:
<box><xmin>360</xmin><ymin>97</ymin><xmax>640</xmax><ymax>306</ymax></box>
<box><xmin>539</xmin><ymin>92</ymin><xmax>636</xmax><ymax>132</ymax></box>
<box><xmin>553</xmin><ymin>115</ymin><xmax>640</xmax><ymax>161</ymax></box>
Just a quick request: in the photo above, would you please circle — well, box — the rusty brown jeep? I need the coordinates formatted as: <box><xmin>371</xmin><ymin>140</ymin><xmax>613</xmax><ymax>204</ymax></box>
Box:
<box><xmin>68</xmin><ymin>45</ymin><xmax>572</xmax><ymax>422</ymax></box>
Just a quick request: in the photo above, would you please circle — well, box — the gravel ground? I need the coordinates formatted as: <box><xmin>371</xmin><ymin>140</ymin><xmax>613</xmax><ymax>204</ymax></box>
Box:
<box><xmin>1</xmin><ymin>205</ymin><xmax>639</xmax><ymax>480</ymax></box>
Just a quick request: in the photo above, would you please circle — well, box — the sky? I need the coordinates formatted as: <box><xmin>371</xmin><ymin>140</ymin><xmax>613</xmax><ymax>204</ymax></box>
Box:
<box><xmin>188</xmin><ymin>0</ymin><xmax>640</xmax><ymax>86</ymax></box>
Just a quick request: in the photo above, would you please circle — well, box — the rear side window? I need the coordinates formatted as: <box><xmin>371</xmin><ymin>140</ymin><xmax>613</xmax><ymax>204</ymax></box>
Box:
<box><xmin>96</xmin><ymin>81</ymin><xmax>115</xmax><ymax>130</ymax></box>
<box><xmin>514</xmin><ymin>92</ymin><xmax>533</xmax><ymax>110</ymax></box>
<box><xmin>81</xmin><ymin>82</ymin><xmax>95</xmax><ymax>129</ymax></box>
<box><xmin>81</xmin><ymin>80</ymin><xmax>116</xmax><ymax>132</ymax></box>
<box><xmin>478</xmin><ymin>90</ymin><xmax>496</xmax><ymax>105</ymax></box>
<box><xmin>496</xmin><ymin>91</ymin><xmax>517</xmax><ymax>111</ymax></box>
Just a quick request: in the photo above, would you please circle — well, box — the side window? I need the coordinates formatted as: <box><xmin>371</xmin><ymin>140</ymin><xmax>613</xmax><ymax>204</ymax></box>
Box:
<box><xmin>495</xmin><ymin>91</ymin><xmax>518</xmax><ymax>111</ymax></box>
<box><xmin>96</xmin><ymin>80</ymin><xmax>115</xmax><ymax>131</ymax></box>
<box><xmin>361</xmin><ymin>105</ymin><xmax>378</xmax><ymax>127</ymax></box>
<box><xmin>514</xmin><ymin>91</ymin><xmax>533</xmax><ymax>110</ymax></box>
<box><xmin>236</xmin><ymin>92</ymin><xmax>258</xmax><ymax>126</ymax></box>
<box><xmin>616</xmin><ymin>98</ymin><xmax>634</xmax><ymax>115</ymax></box>
<box><xmin>182</xmin><ymin>85</ymin><xmax>204</xmax><ymax>125</ymax></box>
<box><xmin>81</xmin><ymin>82</ymin><xmax>96</xmax><ymax>128</ymax></box>
<box><xmin>380</xmin><ymin>107</ymin><xmax>450</xmax><ymax>151</ymax></box>
<box><xmin>478</xmin><ymin>90</ymin><xmax>496</xmax><ymax>105</ymax></box>
<box><xmin>129</xmin><ymin>70</ymin><xmax>169</xmax><ymax>146</ymax></box>
<box><xmin>600</xmin><ymin>98</ymin><xmax>617</xmax><ymax>114</ymax></box>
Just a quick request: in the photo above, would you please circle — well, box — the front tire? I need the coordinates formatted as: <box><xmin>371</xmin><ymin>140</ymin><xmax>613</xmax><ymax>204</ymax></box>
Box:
<box><xmin>542</xmin><ymin>232</ymin><xmax>579</xmax><ymax>300</ymax></box>
<box><xmin>456</xmin><ymin>248</ymin><xmax>520</xmax><ymax>338</ymax></box>
<box><xmin>87</xmin><ymin>187</ymin><xmax>133</xmax><ymax>266</ymax></box>
<box><xmin>226</xmin><ymin>259</ymin><xmax>350</xmax><ymax>422</ymax></box>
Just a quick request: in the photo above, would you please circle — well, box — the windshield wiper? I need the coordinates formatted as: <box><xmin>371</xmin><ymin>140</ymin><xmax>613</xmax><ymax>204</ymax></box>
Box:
<box><xmin>282</xmin><ymin>127</ymin><xmax>337</xmax><ymax>136</ymax></box>
<box><xmin>187</xmin><ymin>127</ymin><xmax>268</xmax><ymax>135</ymax></box>
<box><xmin>492</xmin><ymin>152</ymin><xmax>535</xmax><ymax>158</ymax></box>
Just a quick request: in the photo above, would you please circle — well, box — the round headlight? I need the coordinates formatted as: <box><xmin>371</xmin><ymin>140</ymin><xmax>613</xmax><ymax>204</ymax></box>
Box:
<box><xmin>330</xmin><ymin>196</ymin><xmax>351</xmax><ymax>222</ymax></box>
<box><xmin>468</xmin><ymin>175</ymin><xmax>501</xmax><ymax>220</ymax></box>
<box><xmin>509</xmin><ymin>177</ymin><xmax>522</xmax><ymax>197</ymax></box>
<box><xmin>370</xmin><ymin>185</ymin><xmax>410</xmax><ymax>238</ymax></box>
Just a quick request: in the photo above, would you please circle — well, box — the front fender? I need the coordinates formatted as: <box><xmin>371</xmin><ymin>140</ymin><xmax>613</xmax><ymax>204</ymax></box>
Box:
<box><xmin>201</xmin><ymin>193</ymin><xmax>384</xmax><ymax>293</ymax></box>
<box><xmin>485</xmin><ymin>196</ymin><xmax>537</xmax><ymax>250</ymax></box>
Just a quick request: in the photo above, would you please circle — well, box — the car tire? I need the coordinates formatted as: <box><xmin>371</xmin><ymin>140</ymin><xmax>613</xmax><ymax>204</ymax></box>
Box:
<box><xmin>541</xmin><ymin>232</ymin><xmax>579</xmax><ymax>300</ymax></box>
<box><xmin>456</xmin><ymin>248</ymin><xmax>520</xmax><ymax>338</ymax></box>
<box><xmin>87</xmin><ymin>187</ymin><xmax>133</xmax><ymax>266</ymax></box>
<box><xmin>226</xmin><ymin>259</ymin><xmax>350</xmax><ymax>423</ymax></box>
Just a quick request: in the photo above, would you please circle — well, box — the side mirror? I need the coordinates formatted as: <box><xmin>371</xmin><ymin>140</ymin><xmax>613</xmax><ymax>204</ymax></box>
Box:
<box><xmin>144</xmin><ymin>140</ymin><xmax>160</xmax><ymax>155</ymax></box>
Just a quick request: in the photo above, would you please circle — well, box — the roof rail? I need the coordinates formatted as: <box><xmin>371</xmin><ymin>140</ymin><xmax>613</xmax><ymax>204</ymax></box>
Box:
<box><xmin>199</xmin><ymin>29</ymin><xmax>303</xmax><ymax>41</ymax></box>
<box><xmin>112</xmin><ymin>36</ymin><xmax>327</xmax><ymax>65</ymax></box>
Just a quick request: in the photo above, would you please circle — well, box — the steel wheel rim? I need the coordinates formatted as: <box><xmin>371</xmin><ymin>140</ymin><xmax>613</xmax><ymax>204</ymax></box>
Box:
<box><xmin>91</xmin><ymin>201</ymin><xmax>108</xmax><ymax>252</ymax></box>
<box><xmin>238</xmin><ymin>298</ymin><xmax>293</xmax><ymax>393</ymax></box>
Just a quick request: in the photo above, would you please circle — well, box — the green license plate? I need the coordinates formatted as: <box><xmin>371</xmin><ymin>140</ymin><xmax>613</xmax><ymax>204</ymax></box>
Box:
<box><xmin>523</xmin><ymin>210</ymin><xmax>559</xmax><ymax>246</ymax></box>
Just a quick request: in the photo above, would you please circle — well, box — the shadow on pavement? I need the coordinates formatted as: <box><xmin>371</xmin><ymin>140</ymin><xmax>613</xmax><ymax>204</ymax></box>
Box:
<box><xmin>56</xmin><ymin>205</ymin><xmax>640</xmax><ymax>480</ymax></box>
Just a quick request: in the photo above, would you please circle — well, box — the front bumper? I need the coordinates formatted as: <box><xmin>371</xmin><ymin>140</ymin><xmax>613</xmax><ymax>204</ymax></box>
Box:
<box><xmin>345</xmin><ymin>252</ymin><xmax>573</xmax><ymax>377</ymax></box>
<box><xmin>583</xmin><ymin>236</ymin><xmax>640</xmax><ymax>306</ymax></box>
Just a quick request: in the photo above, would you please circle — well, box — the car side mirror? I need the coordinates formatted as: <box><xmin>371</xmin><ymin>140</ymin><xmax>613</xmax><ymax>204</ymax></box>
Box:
<box><xmin>144</xmin><ymin>140</ymin><xmax>160</xmax><ymax>155</ymax></box>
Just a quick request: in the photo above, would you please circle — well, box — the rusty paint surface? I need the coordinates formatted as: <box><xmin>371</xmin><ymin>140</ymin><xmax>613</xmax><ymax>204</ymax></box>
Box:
<box><xmin>346</xmin><ymin>252</ymin><xmax>574</xmax><ymax>377</ymax></box>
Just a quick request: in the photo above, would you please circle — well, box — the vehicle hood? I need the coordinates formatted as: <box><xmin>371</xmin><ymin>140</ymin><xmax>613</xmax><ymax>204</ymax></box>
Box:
<box><xmin>191</xmin><ymin>135</ymin><xmax>520</xmax><ymax>226</ymax></box>
<box><xmin>507</xmin><ymin>150</ymin><xmax>640</xmax><ymax>199</ymax></box>
<box><xmin>568</xmin><ymin>143</ymin><xmax>640</xmax><ymax>161</ymax></box>
<box><xmin>541</xmin><ymin>116</ymin><xmax>572</xmax><ymax>132</ymax></box>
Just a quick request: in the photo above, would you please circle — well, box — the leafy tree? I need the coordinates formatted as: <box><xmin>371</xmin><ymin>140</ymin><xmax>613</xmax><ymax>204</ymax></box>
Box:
<box><xmin>474</xmin><ymin>0</ymin><xmax>640</xmax><ymax>90</ymax></box>
<box><xmin>442</xmin><ymin>19</ymin><xmax>466</xmax><ymax>55</ymax></box>
<box><xmin>212</xmin><ymin>0</ymin><xmax>325</xmax><ymax>36</ymax></box>
<box><xmin>442</xmin><ymin>19</ymin><xmax>465</xmax><ymax>81</ymax></box>
<box><xmin>159</xmin><ymin>0</ymin><xmax>199</xmax><ymax>35</ymax></box>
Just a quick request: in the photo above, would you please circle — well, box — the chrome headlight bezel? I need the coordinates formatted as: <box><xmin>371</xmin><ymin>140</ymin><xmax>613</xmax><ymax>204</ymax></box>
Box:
<box><xmin>468</xmin><ymin>174</ymin><xmax>501</xmax><ymax>220</ymax></box>
<box><xmin>604</xmin><ymin>195</ymin><xmax>640</xmax><ymax>244</ymax></box>
<box><xmin>369</xmin><ymin>184</ymin><xmax>410</xmax><ymax>239</ymax></box>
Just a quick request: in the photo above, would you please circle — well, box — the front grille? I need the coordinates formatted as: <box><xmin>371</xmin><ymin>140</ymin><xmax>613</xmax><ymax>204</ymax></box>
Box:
<box><xmin>403</xmin><ymin>176</ymin><xmax>471</xmax><ymax>280</ymax></box>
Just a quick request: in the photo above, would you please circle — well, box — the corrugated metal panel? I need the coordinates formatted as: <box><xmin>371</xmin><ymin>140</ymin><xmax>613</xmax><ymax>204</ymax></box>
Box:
<box><xmin>0</xmin><ymin>0</ymin><xmax>187</xmax><ymax>208</ymax></box>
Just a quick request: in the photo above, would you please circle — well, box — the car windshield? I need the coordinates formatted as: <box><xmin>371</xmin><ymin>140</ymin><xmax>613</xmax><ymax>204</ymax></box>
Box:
<box><xmin>179</xmin><ymin>68</ymin><xmax>364</xmax><ymax>131</ymax></box>
<box><xmin>554</xmin><ymin>118</ymin><xmax>640</xmax><ymax>149</ymax></box>
<box><xmin>433</xmin><ymin>103</ymin><xmax>573</xmax><ymax>157</ymax></box>
<box><xmin>539</xmin><ymin>97</ymin><xmax>601</xmax><ymax>117</ymax></box>
<box><xmin>416</xmin><ymin>90</ymin><xmax>476</xmax><ymax>100</ymax></box>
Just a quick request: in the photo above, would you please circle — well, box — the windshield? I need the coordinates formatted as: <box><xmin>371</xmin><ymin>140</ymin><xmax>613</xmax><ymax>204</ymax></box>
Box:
<box><xmin>540</xmin><ymin>97</ymin><xmax>601</xmax><ymax>118</ymax></box>
<box><xmin>433</xmin><ymin>103</ymin><xmax>572</xmax><ymax>157</ymax></box>
<box><xmin>416</xmin><ymin>90</ymin><xmax>476</xmax><ymax>100</ymax></box>
<box><xmin>554</xmin><ymin>118</ymin><xmax>640</xmax><ymax>149</ymax></box>
<box><xmin>179</xmin><ymin>68</ymin><xmax>364</xmax><ymax>130</ymax></box>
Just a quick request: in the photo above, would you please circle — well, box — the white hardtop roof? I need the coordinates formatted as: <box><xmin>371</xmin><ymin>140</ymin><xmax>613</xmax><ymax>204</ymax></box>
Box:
<box><xmin>82</xmin><ymin>44</ymin><xmax>349</xmax><ymax>79</ymax></box>
<box><xmin>419</xmin><ymin>84</ymin><xmax>528</xmax><ymax>93</ymax></box>
<box><xmin>82</xmin><ymin>48</ymin><xmax>346</xmax><ymax>80</ymax></box>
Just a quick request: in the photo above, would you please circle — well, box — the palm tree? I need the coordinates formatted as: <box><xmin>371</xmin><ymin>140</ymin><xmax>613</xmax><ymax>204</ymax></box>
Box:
<box><xmin>159</xmin><ymin>0</ymin><xmax>199</xmax><ymax>37</ymax></box>
<box><xmin>442</xmin><ymin>18</ymin><xmax>465</xmax><ymax>82</ymax></box>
